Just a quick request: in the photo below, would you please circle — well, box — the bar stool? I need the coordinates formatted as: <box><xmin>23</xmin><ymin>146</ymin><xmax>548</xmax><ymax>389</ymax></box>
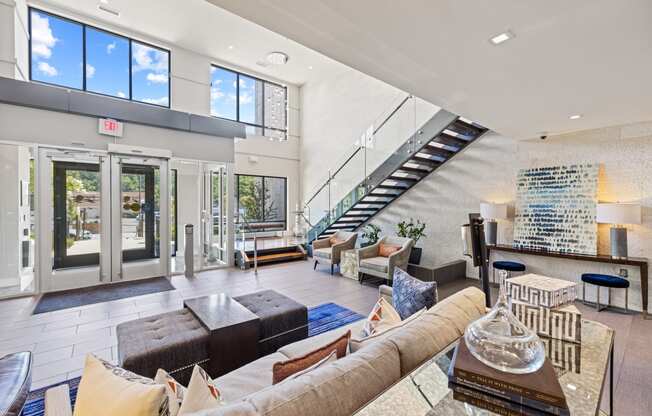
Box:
<box><xmin>581</xmin><ymin>273</ymin><xmax>629</xmax><ymax>312</ymax></box>
<box><xmin>492</xmin><ymin>261</ymin><xmax>526</xmax><ymax>283</ymax></box>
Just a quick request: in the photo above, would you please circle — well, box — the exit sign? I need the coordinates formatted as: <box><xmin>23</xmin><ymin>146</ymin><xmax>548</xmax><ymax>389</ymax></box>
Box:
<box><xmin>98</xmin><ymin>118</ymin><xmax>123</xmax><ymax>137</ymax></box>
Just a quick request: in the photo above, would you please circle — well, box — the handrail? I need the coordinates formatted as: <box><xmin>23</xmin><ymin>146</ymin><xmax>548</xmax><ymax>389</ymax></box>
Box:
<box><xmin>303</xmin><ymin>94</ymin><xmax>413</xmax><ymax>207</ymax></box>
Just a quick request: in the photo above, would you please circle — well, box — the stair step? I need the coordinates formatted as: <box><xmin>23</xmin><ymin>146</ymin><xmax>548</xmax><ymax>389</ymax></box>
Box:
<box><xmin>433</xmin><ymin>132</ymin><xmax>469</xmax><ymax>148</ymax></box>
<box><xmin>349</xmin><ymin>208</ymin><xmax>379</xmax><ymax>213</ymax></box>
<box><xmin>376</xmin><ymin>184</ymin><xmax>410</xmax><ymax>190</ymax></box>
<box><xmin>387</xmin><ymin>176</ymin><xmax>418</xmax><ymax>184</ymax></box>
<box><xmin>329</xmin><ymin>224</ymin><xmax>359</xmax><ymax>229</ymax></box>
<box><xmin>410</xmin><ymin>156</ymin><xmax>441</xmax><ymax>167</ymax></box>
<box><xmin>366</xmin><ymin>193</ymin><xmax>398</xmax><ymax>198</ymax></box>
<box><xmin>356</xmin><ymin>201</ymin><xmax>387</xmax><ymax>206</ymax></box>
<box><xmin>419</xmin><ymin>146</ymin><xmax>455</xmax><ymax>159</ymax></box>
<box><xmin>448</xmin><ymin>119</ymin><xmax>484</xmax><ymax>138</ymax></box>
<box><xmin>397</xmin><ymin>166</ymin><xmax>432</xmax><ymax>175</ymax></box>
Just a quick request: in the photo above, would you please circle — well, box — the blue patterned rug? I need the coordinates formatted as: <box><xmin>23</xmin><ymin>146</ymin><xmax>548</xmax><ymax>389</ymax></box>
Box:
<box><xmin>21</xmin><ymin>302</ymin><xmax>364</xmax><ymax>416</ymax></box>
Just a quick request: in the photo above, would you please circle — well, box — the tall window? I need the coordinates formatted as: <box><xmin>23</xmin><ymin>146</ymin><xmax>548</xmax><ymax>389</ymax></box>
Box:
<box><xmin>29</xmin><ymin>8</ymin><xmax>170</xmax><ymax>107</ymax></box>
<box><xmin>235</xmin><ymin>175</ymin><xmax>287</xmax><ymax>230</ymax></box>
<box><xmin>211</xmin><ymin>65</ymin><xmax>287</xmax><ymax>139</ymax></box>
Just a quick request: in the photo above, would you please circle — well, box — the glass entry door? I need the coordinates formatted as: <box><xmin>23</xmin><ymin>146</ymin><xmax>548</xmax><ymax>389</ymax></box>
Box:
<box><xmin>201</xmin><ymin>165</ymin><xmax>228</xmax><ymax>267</ymax></box>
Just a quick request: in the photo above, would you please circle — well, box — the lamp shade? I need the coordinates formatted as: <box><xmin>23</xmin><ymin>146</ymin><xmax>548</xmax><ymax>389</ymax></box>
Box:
<box><xmin>480</xmin><ymin>203</ymin><xmax>507</xmax><ymax>220</ymax></box>
<box><xmin>596</xmin><ymin>203</ymin><xmax>641</xmax><ymax>225</ymax></box>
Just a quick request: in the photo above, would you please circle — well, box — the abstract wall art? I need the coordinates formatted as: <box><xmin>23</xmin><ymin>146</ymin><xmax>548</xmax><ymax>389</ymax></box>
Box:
<box><xmin>513</xmin><ymin>163</ymin><xmax>599</xmax><ymax>255</ymax></box>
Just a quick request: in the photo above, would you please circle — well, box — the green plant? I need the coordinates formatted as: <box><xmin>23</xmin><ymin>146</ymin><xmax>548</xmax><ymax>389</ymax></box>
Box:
<box><xmin>362</xmin><ymin>223</ymin><xmax>382</xmax><ymax>245</ymax></box>
<box><xmin>397</xmin><ymin>218</ymin><xmax>427</xmax><ymax>244</ymax></box>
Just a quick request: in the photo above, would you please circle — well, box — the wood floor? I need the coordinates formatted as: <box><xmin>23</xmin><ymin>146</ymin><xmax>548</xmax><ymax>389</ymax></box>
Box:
<box><xmin>0</xmin><ymin>259</ymin><xmax>650</xmax><ymax>415</ymax></box>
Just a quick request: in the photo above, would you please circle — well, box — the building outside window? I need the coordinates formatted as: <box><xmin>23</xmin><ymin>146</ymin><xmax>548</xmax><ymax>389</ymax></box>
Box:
<box><xmin>29</xmin><ymin>8</ymin><xmax>170</xmax><ymax>107</ymax></box>
<box><xmin>235</xmin><ymin>175</ymin><xmax>287</xmax><ymax>231</ymax></box>
<box><xmin>211</xmin><ymin>65</ymin><xmax>287</xmax><ymax>139</ymax></box>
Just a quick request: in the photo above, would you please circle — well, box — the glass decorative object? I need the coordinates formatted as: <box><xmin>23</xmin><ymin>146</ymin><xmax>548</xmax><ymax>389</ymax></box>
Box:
<box><xmin>464</xmin><ymin>270</ymin><xmax>546</xmax><ymax>374</ymax></box>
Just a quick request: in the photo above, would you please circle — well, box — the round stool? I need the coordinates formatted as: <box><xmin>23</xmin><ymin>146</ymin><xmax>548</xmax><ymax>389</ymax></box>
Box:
<box><xmin>581</xmin><ymin>273</ymin><xmax>630</xmax><ymax>312</ymax></box>
<box><xmin>492</xmin><ymin>261</ymin><xmax>526</xmax><ymax>283</ymax></box>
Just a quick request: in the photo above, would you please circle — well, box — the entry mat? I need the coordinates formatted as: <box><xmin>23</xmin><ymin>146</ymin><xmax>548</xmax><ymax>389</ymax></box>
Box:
<box><xmin>33</xmin><ymin>277</ymin><xmax>175</xmax><ymax>314</ymax></box>
<box><xmin>22</xmin><ymin>302</ymin><xmax>365</xmax><ymax>415</ymax></box>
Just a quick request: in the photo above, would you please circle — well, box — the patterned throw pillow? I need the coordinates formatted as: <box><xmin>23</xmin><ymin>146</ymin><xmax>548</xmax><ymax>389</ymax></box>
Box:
<box><xmin>73</xmin><ymin>355</ymin><xmax>168</xmax><ymax>416</ymax></box>
<box><xmin>378</xmin><ymin>243</ymin><xmax>401</xmax><ymax>257</ymax></box>
<box><xmin>272</xmin><ymin>330</ymin><xmax>350</xmax><ymax>384</ymax></box>
<box><xmin>155</xmin><ymin>369</ymin><xmax>186</xmax><ymax>416</ymax></box>
<box><xmin>360</xmin><ymin>297</ymin><xmax>401</xmax><ymax>338</ymax></box>
<box><xmin>177</xmin><ymin>366</ymin><xmax>222</xmax><ymax>415</ymax></box>
<box><xmin>392</xmin><ymin>267</ymin><xmax>438</xmax><ymax>319</ymax></box>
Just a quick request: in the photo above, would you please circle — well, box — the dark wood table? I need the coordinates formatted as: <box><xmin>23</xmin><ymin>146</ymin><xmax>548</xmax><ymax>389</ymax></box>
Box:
<box><xmin>184</xmin><ymin>293</ymin><xmax>260</xmax><ymax>377</ymax></box>
<box><xmin>488</xmin><ymin>244</ymin><xmax>649</xmax><ymax>319</ymax></box>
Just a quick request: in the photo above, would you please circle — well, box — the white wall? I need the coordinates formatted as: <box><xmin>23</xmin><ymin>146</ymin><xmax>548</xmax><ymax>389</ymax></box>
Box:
<box><xmin>368</xmin><ymin>122</ymin><xmax>652</xmax><ymax>312</ymax></box>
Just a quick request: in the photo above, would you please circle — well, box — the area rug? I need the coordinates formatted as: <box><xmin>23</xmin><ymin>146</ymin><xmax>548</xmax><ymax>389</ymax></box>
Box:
<box><xmin>33</xmin><ymin>277</ymin><xmax>175</xmax><ymax>314</ymax></box>
<box><xmin>21</xmin><ymin>302</ymin><xmax>364</xmax><ymax>415</ymax></box>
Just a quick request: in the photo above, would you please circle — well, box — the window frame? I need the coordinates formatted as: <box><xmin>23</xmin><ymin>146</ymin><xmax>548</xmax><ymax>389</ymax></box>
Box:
<box><xmin>210</xmin><ymin>64</ymin><xmax>288</xmax><ymax>138</ymax></box>
<box><xmin>234</xmin><ymin>174</ymin><xmax>288</xmax><ymax>230</ymax></box>
<box><xmin>28</xmin><ymin>7</ymin><xmax>171</xmax><ymax>108</ymax></box>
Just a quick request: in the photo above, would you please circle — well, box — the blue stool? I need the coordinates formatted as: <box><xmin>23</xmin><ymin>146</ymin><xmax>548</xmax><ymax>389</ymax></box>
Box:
<box><xmin>581</xmin><ymin>273</ymin><xmax>629</xmax><ymax>312</ymax></box>
<box><xmin>492</xmin><ymin>261</ymin><xmax>526</xmax><ymax>283</ymax></box>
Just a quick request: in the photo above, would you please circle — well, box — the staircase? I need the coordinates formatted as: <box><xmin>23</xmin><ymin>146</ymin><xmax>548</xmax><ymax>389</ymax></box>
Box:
<box><xmin>306</xmin><ymin>108</ymin><xmax>488</xmax><ymax>242</ymax></box>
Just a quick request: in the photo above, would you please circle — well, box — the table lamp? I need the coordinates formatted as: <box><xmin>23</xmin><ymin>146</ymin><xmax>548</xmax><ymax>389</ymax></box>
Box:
<box><xmin>596</xmin><ymin>203</ymin><xmax>641</xmax><ymax>258</ymax></box>
<box><xmin>480</xmin><ymin>202</ymin><xmax>507</xmax><ymax>245</ymax></box>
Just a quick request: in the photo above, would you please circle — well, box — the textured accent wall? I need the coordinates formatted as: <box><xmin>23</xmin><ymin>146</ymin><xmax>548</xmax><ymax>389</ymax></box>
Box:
<box><xmin>513</xmin><ymin>164</ymin><xmax>599</xmax><ymax>255</ymax></box>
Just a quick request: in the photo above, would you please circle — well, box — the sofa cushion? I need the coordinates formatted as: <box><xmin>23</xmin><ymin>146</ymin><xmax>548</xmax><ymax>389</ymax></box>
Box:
<box><xmin>386</xmin><ymin>286</ymin><xmax>486</xmax><ymax>376</ymax></box>
<box><xmin>272</xmin><ymin>330</ymin><xmax>350</xmax><ymax>384</ymax></box>
<box><xmin>213</xmin><ymin>352</ymin><xmax>288</xmax><ymax>403</ymax></box>
<box><xmin>213</xmin><ymin>339</ymin><xmax>402</xmax><ymax>416</ymax></box>
<box><xmin>349</xmin><ymin>308</ymin><xmax>425</xmax><ymax>353</ymax></box>
<box><xmin>178</xmin><ymin>366</ymin><xmax>222</xmax><ymax>415</ymax></box>
<box><xmin>277</xmin><ymin>320</ymin><xmax>364</xmax><ymax>359</ymax></box>
<box><xmin>0</xmin><ymin>351</ymin><xmax>32</xmax><ymax>416</ymax></box>
<box><xmin>154</xmin><ymin>369</ymin><xmax>186</xmax><ymax>416</ymax></box>
<box><xmin>313</xmin><ymin>248</ymin><xmax>332</xmax><ymax>259</ymax></box>
<box><xmin>392</xmin><ymin>268</ymin><xmax>438</xmax><ymax>319</ymax></box>
<box><xmin>360</xmin><ymin>256</ymin><xmax>388</xmax><ymax>273</ymax></box>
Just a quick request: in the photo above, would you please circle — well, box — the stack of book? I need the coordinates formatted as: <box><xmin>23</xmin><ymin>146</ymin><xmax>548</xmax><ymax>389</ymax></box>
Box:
<box><xmin>448</xmin><ymin>340</ymin><xmax>570</xmax><ymax>416</ymax></box>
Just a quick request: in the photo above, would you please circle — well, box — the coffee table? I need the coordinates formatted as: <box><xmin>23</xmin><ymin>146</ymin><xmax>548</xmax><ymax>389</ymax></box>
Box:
<box><xmin>184</xmin><ymin>293</ymin><xmax>260</xmax><ymax>377</ymax></box>
<box><xmin>354</xmin><ymin>319</ymin><xmax>614</xmax><ymax>416</ymax></box>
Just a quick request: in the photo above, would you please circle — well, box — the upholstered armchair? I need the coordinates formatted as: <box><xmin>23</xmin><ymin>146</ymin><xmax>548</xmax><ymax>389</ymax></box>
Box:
<box><xmin>358</xmin><ymin>236</ymin><xmax>414</xmax><ymax>284</ymax></box>
<box><xmin>312</xmin><ymin>231</ymin><xmax>358</xmax><ymax>274</ymax></box>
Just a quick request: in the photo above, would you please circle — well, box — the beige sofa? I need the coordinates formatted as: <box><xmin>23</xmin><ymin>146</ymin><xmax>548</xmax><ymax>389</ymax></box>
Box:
<box><xmin>44</xmin><ymin>286</ymin><xmax>485</xmax><ymax>416</ymax></box>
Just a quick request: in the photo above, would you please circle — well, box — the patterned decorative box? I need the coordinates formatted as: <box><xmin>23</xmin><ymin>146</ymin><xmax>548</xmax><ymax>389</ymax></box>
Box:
<box><xmin>506</xmin><ymin>273</ymin><xmax>578</xmax><ymax>308</ymax></box>
<box><xmin>340</xmin><ymin>249</ymin><xmax>359</xmax><ymax>280</ymax></box>
<box><xmin>512</xmin><ymin>300</ymin><xmax>582</xmax><ymax>344</ymax></box>
<box><xmin>541</xmin><ymin>337</ymin><xmax>582</xmax><ymax>377</ymax></box>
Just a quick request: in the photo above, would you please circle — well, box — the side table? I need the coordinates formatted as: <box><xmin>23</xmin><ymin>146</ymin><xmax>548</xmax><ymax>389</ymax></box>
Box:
<box><xmin>340</xmin><ymin>249</ymin><xmax>359</xmax><ymax>280</ymax></box>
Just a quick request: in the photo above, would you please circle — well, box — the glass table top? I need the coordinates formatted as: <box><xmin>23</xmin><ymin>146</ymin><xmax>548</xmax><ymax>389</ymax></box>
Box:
<box><xmin>355</xmin><ymin>319</ymin><xmax>613</xmax><ymax>416</ymax></box>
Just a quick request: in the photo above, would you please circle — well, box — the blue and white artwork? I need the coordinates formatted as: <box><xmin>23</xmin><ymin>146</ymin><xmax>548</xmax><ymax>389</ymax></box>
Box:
<box><xmin>513</xmin><ymin>164</ymin><xmax>599</xmax><ymax>255</ymax></box>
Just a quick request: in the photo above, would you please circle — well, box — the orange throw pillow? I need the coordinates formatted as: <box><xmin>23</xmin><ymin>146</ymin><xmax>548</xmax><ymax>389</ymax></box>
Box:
<box><xmin>379</xmin><ymin>243</ymin><xmax>401</xmax><ymax>257</ymax></box>
<box><xmin>329</xmin><ymin>236</ymin><xmax>344</xmax><ymax>246</ymax></box>
<box><xmin>272</xmin><ymin>330</ymin><xmax>351</xmax><ymax>384</ymax></box>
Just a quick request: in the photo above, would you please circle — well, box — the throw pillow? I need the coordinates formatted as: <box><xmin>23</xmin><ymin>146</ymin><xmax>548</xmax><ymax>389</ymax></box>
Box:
<box><xmin>329</xmin><ymin>236</ymin><xmax>344</xmax><ymax>246</ymax></box>
<box><xmin>73</xmin><ymin>355</ymin><xmax>168</xmax><ymax>416</ymax></box>
<box><xmin>283</xmin><ymin>350</ymin><xmax>337</xmax><ymax>382</ymax></box>
<box><xmin>360</xmin><ymin>297</ymin><xmax>401</xmax><ymax>338</ymax></box>
<box><xmin>349</xmin><ymin>308</ymin><xmax>425</xmax><ymax>353</ymax></box>
<box><xmin>378</xmin><ymin>243</ymin><xmax>401</xmax><ymax>257</ymax></box>
<box><xmin>392</xmin><ymin>267</ymin><xmax>438</xmax><ymax>319</ymax></box>
<box><xmin>272</xmin><ymin>330</ymin><xmax>351</xmax><ymax>384</ymax></box>
<box><xmin>154</xmin><ymin>369</ymin><xmax>186</xmax><ymax>416</ymax></box>
<box><xmin>177</xmin><ymin>366</ymin><xmax>222</xmax><ymax>415</ymax></box>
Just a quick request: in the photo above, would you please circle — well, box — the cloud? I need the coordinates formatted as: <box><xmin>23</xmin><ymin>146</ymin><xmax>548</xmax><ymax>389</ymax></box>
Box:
<box><xmin>210</xmin><ymin>86</ymin><xmax>224</xmax><ymax>100</ymax></box>
<box><xmin>86</xmin><ymin>64</ymin><xmax>96</xmax><ymax>78</ymax></box>
<box><xmin>31</xmin><ymin>13</ymin><xmax>58</xmax><ymax>59</ymax></box>
<box><xmin>239</xmin><ymin>78</ymin><xmax>247</xmax><ymax>88</ymax></box>
<box><xmin>146</xmin><ymin>72</ymin><xmax>168</xmax><ymax>84</ymax></box>
<box><xmin>132</xmin><ymin>43</ymin><xmax>168</xmax><ymax>73</ymax></box>
<box><xmin>142</xmin><ymin>96</ymin><xmax>168</xmax><ymax>106</ymax></box>
<box><xmin>107</xmin><ymin>42</ymin><xmax>116</xmax><ymax>54</ymax></box>
<box><xmin>37</xmin><ymin>62</ymin><xmax>58</xmax><ymax>76</ymax></box>
<box><xmin>117</xmin><ymin>91</ymin><xmax>126</xmax><ymax>98</ymax></box>
<box><xmin>239</xmin><ymin>92</ymin><xmax>252</xmax><ymax>104</ymax></box>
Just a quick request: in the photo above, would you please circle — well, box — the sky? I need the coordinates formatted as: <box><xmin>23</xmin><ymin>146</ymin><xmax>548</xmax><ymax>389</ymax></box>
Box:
<box><xmin>210</xmin><ymin>66</ymin><xmax>262</xmax><ymax>124</ymax></box>
<box><xmin>30</xmin><ymin>10</ymin><xmax>169</xmax><ymax>106</ymax></box>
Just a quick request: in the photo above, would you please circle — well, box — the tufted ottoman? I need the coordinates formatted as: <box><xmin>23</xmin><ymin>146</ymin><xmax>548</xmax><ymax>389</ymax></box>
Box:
<box><xmin>116</xmin><ymin>308</ymin><xmax>209</xmax><ymax>384</ymax></box>
<box><xmin>234</xmin><ymin>290</ymin><xmax>309</xmax><ymax>356</ymax></box>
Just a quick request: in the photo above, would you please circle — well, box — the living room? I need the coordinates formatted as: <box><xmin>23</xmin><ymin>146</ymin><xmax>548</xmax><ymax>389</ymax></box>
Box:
<box><xmin>1</xmin><ymin>1</ymin><xmax>651</xmax><ymax>416</ymax></box>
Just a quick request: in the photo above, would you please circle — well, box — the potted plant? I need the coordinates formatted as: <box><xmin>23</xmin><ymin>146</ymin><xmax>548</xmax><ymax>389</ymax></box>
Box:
<box><xmin>397</xmin><ymin>218</ymin><xmax>427</xmax><ymax>264</ymax></box>
<box><xmin>361</xmin><ymin>223</ymin><xmax>382</xmax><ymax>247</ymax></box>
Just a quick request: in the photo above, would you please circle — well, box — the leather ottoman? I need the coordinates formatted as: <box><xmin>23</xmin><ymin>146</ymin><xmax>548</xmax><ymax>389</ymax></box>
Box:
<box><xmin>234</xmin><ymin>290</ymin><xmax>308</xmax><ymax>356</ymax></box>
<box><xmin>116</xmin><ymin>309</ymin><xmax>209</xmax><ymax>385</ymax></box>
<box><xmin>0</xmin><ymin>351</ymin><xmax>32</xmax><ymax>416</ymax></box>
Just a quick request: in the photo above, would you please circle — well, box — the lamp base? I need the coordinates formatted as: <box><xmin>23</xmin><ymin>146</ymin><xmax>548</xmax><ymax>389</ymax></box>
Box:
<box><xmin>485</xmin><ymin>220</ymin><xmax>497</xmax><ymax>246</ymax></box>
<box><xmin>610</xmin><ymin>227</ymin><xmax>628</xmax><ymax>258</ymax></box>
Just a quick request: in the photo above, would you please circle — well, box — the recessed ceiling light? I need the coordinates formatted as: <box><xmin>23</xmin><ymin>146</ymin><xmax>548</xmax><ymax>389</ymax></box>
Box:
<box><xmin>308</xmin><ymin>65</ymin><xmax>313</xmax><ymax>70</ymax></box>
<box><xmin>228</xmin><ymin>45</ymin><xmax>234</xmax><ymax>50</ymax></box>
<box><xmin>490</xmin><ymin>30</ymin><xmax>514</xmax><ymax>45</ymax></box>
<box><xmin>569</xmin><ymin>114</ymin><xmax>582</xmax><ymax>120</ymax></box>
<box><xmin>98</xmin><ymin>4</ymin><xmax>120</xmax><ymax>16</ymax></box>
<box><xmin>266</xmin><ymin>51</ymin><xmax>289</xmax><ymax>65</ymax></box>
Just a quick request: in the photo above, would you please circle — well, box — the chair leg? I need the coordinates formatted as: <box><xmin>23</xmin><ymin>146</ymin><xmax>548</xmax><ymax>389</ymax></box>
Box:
<box><xmin>625</xmin><ymin>287</ymin><xmax>629</xmax><ymax>312</ymax></box>
<box><xmin>313</xmin><ymin>260</ymin><xmax>318</xmax><ymax>270</ymax></box>
<box><xmin>582</xmin><ymin>282</ymin><xmax>586</xmax><ymax>302</ymax></box>
<box><xmin>330</xmin><ymin>264</ymin><xmax>334</xmax><ymax>275</ymax></box>
<box><xmin>596</xmin><ymin>286</ymin><xmax>601</xmax><ymax>311</ymax></box>
<box><xmin>359</xmin><ymin>273</ymin><xmax>364</xmax><ymax>285</ymax></box>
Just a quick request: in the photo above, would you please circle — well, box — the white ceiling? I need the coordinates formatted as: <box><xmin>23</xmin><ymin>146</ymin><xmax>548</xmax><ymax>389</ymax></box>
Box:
<box><xmin>207</xmin><ymin>0</ymin><xmax>652</xmax><ymax>139</ymax></box>
<box><xmin>33</xmin><ymin>0</ymin><xmax>344</xmax><ymax>85</ymax></box>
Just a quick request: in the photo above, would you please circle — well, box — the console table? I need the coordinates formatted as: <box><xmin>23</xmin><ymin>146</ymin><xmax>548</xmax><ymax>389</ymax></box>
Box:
<box><xmin>488</xmin><ymin>244</ymin><xmax>649</xmax><ymax>318</ymax></box>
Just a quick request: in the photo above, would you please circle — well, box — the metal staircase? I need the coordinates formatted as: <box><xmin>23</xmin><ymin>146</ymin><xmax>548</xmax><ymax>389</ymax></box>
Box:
<box><xmin>305</xmin><ymin>102</ymin><xmax>488</xmax><ymax>242</ymax></box>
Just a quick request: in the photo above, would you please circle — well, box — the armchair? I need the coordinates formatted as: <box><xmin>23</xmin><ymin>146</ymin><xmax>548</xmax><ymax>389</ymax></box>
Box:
<box><xmin>358</xmin><ymin>236</ymin><xmax>414</xmax><ymax>284</ymax></box>
<box><xmin>311</xmin><ymin>231</ymin><xmax>358</xmax><ymax>274</ymax></box>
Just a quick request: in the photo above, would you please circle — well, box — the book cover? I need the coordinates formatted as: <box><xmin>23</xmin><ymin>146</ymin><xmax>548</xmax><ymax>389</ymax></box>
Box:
<box><xmin>451</xmin><ymin>384</ymin><xmax>553</xmax><ymax>416</ymax></box>
<box><xmin>448</xmin><ymin>340</ymin><xmax>569</xmax><ymax>415</ymax></box>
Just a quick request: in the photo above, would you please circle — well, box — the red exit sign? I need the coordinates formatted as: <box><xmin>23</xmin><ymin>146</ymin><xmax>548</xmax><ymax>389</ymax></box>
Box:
<box><xmin>98</xmin><ymin>118</ymin><xmax>124</xmax><ymax>137</ymax></box>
